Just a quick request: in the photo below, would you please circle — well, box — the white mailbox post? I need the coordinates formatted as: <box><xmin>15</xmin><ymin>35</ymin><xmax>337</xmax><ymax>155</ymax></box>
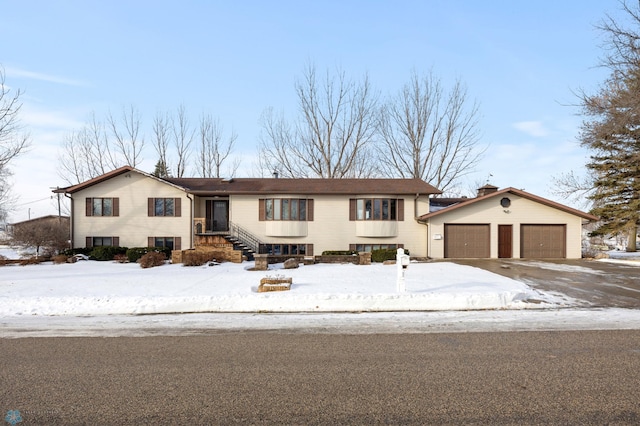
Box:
<box><xmin>396</xmin><ymin>248</ymin><xmax>410</xmax><ymax>293</ymax></box>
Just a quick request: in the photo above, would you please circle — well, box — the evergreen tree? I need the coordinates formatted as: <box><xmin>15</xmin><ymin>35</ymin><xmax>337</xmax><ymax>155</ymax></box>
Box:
<box><xmin>580</xmin><ymin>69</ymin><xmax>640</xmax><ymax>251</ymax></box>
<box><xmin>152</xmin><ymin>159</ymin><xmax>171</xmax><ymax>178</ymax></box>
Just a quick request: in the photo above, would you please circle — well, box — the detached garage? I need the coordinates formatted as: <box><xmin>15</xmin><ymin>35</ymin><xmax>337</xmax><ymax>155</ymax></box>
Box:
<box><xmin>420</xmin><ymin>186</ymin><xmax>598</xmax><ymax>259</ymax></box>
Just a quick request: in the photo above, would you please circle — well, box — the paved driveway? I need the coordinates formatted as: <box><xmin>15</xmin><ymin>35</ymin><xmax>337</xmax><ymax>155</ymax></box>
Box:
<box><xmin>448</xmin><ymin>258</ymin><xmax>640</xmax><ymax>308</ymax></box>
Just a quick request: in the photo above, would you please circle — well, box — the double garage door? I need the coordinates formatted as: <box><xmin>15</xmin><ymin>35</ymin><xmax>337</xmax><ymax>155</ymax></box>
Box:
<box><xmin>444</xmin><ymin>224</ymin><xmax>566</xmax><ymax>258</ymax></box>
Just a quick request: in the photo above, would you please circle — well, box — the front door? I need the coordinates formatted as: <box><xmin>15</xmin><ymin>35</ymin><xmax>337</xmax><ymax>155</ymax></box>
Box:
<box><xmin>498</xmin><ymin>225</ymin><xmax>513</xmax><ymax>258</ymax></box>
<box><xmin>206</xmin><ymin>200</ymin><xmax>229</xmax><ymax>232</ymax></box>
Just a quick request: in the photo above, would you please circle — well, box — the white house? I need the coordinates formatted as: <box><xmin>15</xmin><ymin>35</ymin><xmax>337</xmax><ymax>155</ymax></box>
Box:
<box><xmin>55</xmin><ymin>168</ymin><xmax>597</xmax><ymax>260</ymax></box>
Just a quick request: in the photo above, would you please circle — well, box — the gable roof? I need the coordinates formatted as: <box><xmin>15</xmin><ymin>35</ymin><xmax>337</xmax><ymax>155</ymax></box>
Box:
<box><xmin>54</xmin><ymin>166</ymin><xmax>185</xmax><ymax>194</ymax></box>
<box><xmin>55</xmin><ymin>166</ymin><xmax>442</xmax><ymax>196</ymax></box>
<box><xmin>419</xmin><ymin>187</ymin><xmax>599</xmax><ymax>221</ymax></box>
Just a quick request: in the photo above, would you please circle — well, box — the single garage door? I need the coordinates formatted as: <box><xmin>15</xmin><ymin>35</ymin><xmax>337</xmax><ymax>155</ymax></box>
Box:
<box><xmin>521</xmin><ymin>224</ymin><xmax>566</xmax><ymax>258</ymax></box>
<box><xmin>444</xmin><ymin>224</ymin><xmax>490</xmax><ymax>258</ymax></box>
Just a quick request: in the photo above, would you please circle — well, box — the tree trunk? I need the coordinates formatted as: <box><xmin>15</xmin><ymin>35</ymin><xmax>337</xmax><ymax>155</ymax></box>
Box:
<box><xmin>627</xmin><ymin>225</ymin><xmax>638</xmax><ymax>252</ymax></box>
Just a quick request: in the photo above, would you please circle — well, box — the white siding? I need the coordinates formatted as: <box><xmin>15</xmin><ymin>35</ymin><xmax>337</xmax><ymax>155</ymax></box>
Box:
<box><xmin>229</xmin><ymin>194</ymin><xmax>430</xmax><ymax>257</ymax></box>
<box><xmin>72</xmin><ymin>172</ymin><xmax>191</xmax><ymax>248</ymax></box>
<box><xmin>427</xmin><ymin>194</ymin><xmax>584</xmax><ymax>259</ymax></box>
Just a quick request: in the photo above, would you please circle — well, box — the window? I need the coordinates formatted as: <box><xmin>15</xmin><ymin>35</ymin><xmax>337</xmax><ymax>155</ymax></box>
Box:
<box><xmin>350</xmin><ymin>198</ymin><xmax>403</xmax><ymax>221</ymax></box>
<box><xmin>260</xmin><ymin>199</ymin><xmax>313</xmax><ymax>221</ymax></box>
<box><xmin>93</xmin><ymin>237</ymin><xmax>113</xmax><ymax>246</ymax></box>
<box><xmin>148</xmin><ymin>237</ymin><xmax>181</xmax><ymax>251</ymax></box>
<box><xmin>259</xmin><ymin>243</ymin><xmax>313</xmax><ymax>256</ymax></box>
<box><xmin>86</xmin><ymin>198</ymin><xmax>119</xmax><ymax>217</ymax></box>
<box><xmin>350</xmin><ymin>243</ymin><xmax>403</xmax><ymax>253</ymax></box>
<box><xmin>86</xmin><ymin>236</ymin><xmax>119</xmax><ymax>247</ymax></box>
<box><xmin>155</xmin><ymin>237</ymin><xmax>174</xmax><ymax>250</ymax></box>
<box><xmin>148</xmin><ymin>198</ymin><xmax>181</xmax><ymax>217</ymax></box>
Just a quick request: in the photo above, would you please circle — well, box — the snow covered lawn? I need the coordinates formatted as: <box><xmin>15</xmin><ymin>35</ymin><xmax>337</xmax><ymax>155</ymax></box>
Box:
<box><xmin>0</xmin><ymin>260</ymin><xmax>570</xmax><ymax>317</ymax></box>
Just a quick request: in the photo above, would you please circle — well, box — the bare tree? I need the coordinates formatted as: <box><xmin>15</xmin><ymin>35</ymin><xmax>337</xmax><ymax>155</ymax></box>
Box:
<box><xmin>195</xmin><ymin>114</ymin><xmax>239</xmax><ymax>178</ymax></box>
<box><xmin>151</xmin><ymin>110</ymin><xmax>171</xmax><ymax>177</ymax></box>
<box><xmin>58</xmin><ymin>113</ymin><xmax>117</xmax><ymax>185</ymax></box>
<box><xmin>172</xmin><ymin>105</ymin><xmax>193</xmax><ymax>178</ymax></box>
<box><xmin>551</xmin><ymin>170</ymin><xmax>596</xmax><ymax>209</ymax></box>
<box><xmin>10</xmin><ymin>216</ymin><xmax>70</xmax><ymax>257</ymax></box>
<box><xmin>0</xmin><ymin>68</ymin><xmax>30</xmax><ymax>221</ymax></box>
<box><xmin>376</xmin><ymin>71</ymin><xmax>484</xmax><ymax>194</ymax></box>
<box><xmin>259</xmin><ymin>64</ymin><xmax>378</xmax><ymax>178</ymax></box>
<box><xmin>107</xmin><ymin>105</ymin><xmax>144</xmax><ymax>167</ymax></box>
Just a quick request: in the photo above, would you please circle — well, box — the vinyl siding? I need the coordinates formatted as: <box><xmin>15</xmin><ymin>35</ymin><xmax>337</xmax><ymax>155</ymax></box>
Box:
<box><xmin>229</xmin><ymin>194</ymin><xmax>430</xmax><ymax>257</ymax></box>
<box><xmin>426</xmin><ymin>194</ymin><xmax>584</xmax><ymax>259</ymax></box>
<box><xmin>72</xmin><ymin>172</ymin><xmax>190</xmax><ymax>249</ymax></box>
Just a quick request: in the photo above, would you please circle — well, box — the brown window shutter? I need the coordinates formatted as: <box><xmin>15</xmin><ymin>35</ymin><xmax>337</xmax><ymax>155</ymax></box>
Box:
<box><xmin>306</xmin><ymin>244</ymin><xmax>314</xmax><ymax>256</ymax></box>
<box><xmin>148</xmin><ymin>237</ymin><xmax>155</xmax><ymax>247</ymax></box>
<box><xmin>258</xmin><ymin>199</ymin><xmax>265</xmax><ymax>221</ymax></box>
<box><xmin>174</xmin><ymin>237</ymin><xmax>181</xmax><ymax>251</ymax></box>
<box><xmin>307</xmin><ymin>199</ymin><xmax>314</xmax><ymax>221</ymax></box>
<box><xmin>398</xmin><ymin>243</ymin><xmax>404</xmax><ymax>249</ymax></box>
<box><xmin>113</xmin><ymin>237</ymin><xmax>119</xmax><ymax>247</ymax></box>
<box><xmin>86</xmin><ymin>198</ymin><xmax>93</xmax><ymax>216</ymax></box>
<box><xmin>397</xmin><ymin>199</ymin><xmax>404</xmax><ymax>221</ymax></box>
<box><xmin>86</xmin><ymin>236</ymin><xmax>92</xmax><ymax>248</ymax></box>
<box><xmin>148</xmin><ymin>198</ymin><xmax>155</xmax><ymax>216</ymax></box>
<box><xmin>174</xmin><ymin>198</ymin><xmax>181</xmax><ymax>217</ymax></box>
<box><xmin>349</xmin><ymin>199</ymin><xmax>356</xmax><ymax>221</ymax></box>
<box><xmin>349</xmin><ymin>244</ymin><xmax>356</xmax><ymax>251</ymax></box>
<box><xmin>112</xmin><ymin>198</ymin><xmax>119</xmax><ymax>217</ymax></box>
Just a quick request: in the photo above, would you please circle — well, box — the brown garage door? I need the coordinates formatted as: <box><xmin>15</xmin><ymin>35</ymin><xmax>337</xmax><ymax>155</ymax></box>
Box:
<box><xmin>521</xmin><ymin>224</ymin><xmax>566</xmax><ymax>258</ymax></box>
<box><xmin>444</xmin><ymin>224</ymin><xmax>490</xmax><ymax>258</ymax></box>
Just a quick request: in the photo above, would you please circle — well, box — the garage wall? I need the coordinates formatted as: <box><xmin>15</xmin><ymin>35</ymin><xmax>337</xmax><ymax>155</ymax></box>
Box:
<box><xmin>427</xmin><ymin>194</ymin><xmax>585</xmax><ymax>259</ymax></box>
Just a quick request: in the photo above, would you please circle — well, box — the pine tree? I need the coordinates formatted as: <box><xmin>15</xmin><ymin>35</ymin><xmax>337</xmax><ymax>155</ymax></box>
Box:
<box><xmin>580</xmin><ymin>70</ymin><xmax>640</xmax><ymax>251</ymax></box>
<box><xmin>152</xmin><ymin>159</ymin><xmax>171</xmax><ymax>178</ymax></box>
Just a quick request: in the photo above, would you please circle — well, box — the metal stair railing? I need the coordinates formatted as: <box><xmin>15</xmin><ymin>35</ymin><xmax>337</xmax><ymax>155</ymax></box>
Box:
<box><xmin>228</xmin><ymin>221</ymin><xmax>262</xmax><ymax>253</ymax></box>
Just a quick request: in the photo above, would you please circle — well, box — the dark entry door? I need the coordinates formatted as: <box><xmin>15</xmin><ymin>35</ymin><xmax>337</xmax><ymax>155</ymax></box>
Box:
<box><xmin>498</xmin><ymin>225</ymin><xmax>513</xmax><ymax>258</ymax></box>
<box><xmin>206</xmin><ymin>200</ymin><xmax>229</xmax><ymax>232</ymax></box>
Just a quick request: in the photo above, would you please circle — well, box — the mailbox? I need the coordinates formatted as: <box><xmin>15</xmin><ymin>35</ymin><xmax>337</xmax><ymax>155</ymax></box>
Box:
<box><xmin>397</xmin><ymin>248</ymin><xmax>410</xmax><ymax>269</ymax></box>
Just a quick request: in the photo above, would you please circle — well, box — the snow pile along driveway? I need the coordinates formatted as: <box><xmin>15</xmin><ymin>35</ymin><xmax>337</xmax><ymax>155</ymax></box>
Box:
<box><xmin>0</xmin><ymin>260</ymin><xmax>571</xmax><ymax>316</ymax></box>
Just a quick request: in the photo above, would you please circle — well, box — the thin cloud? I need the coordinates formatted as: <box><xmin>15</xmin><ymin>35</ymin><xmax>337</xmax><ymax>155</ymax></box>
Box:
<box><xmin>512</xmin><ymin>121</ymin><xmax>548</xmax><ymax>137</ymax></box>
<box><xmin>4</xmin><ymin>66</ymin><xmax>89</xmax><ymax>87</ymax></box>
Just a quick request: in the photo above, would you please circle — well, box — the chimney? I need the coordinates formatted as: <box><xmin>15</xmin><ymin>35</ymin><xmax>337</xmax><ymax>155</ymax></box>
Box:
<box><xmin>272</xmin><ymin>170</ymin><xmax>279</xmax><ymax>179</ymax></box>
<box><xmin>477</xmin><ymin>184</ymin><xmax>498</xmax><ymax>197</ymax></box>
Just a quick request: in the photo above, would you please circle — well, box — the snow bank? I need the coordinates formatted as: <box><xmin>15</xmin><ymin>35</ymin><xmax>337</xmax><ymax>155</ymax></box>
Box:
<box><xmin>0</xmin><ymin>260</ymin><xmax>569</xmax><ymax>316</ymax></box>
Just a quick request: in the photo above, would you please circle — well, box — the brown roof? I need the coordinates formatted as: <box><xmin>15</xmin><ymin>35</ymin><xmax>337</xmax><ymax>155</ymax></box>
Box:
<box><xmin>165</xmin><ymin>177</ymin><xmax>441</xmax><ymax>195</ymax></box>
<box><xmin>54</xmin><ymin>166</ymin><xmax>137</xmax><ymax>194</ymax></box>
<box><xmin>56</xmin><ymin>166</ymin><xmax>441</xmax><ymax>196</ymax></box>
<box><xmin>419</xmin><ymin>187</ymin><xmax>599</xmax><ymax>221</ymax></box>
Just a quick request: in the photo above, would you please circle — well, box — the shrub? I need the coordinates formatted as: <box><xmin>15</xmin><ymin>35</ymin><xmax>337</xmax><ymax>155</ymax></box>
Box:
<box><xmin>52</xmin><ymin>254</ymin><xmax>69</xmax><ymax>264</ymax></box>
<box><xmin>19</xmin><ymin>257</ymin><xmax>40</xmax><ymax>266</ymax></box>
<box><xmin>61</xmin><ymin>247</ymin><xmax>92</xmax><ymax>257</ymax></box>
<box><xmin>182</xmin><ymin>250</ymin><xmax>216</xmax><ymax>266</ymax></box>
<box><xmin>90</xmin><ymin>246</ymin><xmax>128</xmax><ymax>261</ymax></box>
<box><xmin>113</xmin><ymin>253</ymin><xmax>129</xmax><ymax>263</ymax></box>
<box><xmin>139</xmin><ymin>251</ymin><xmax>167</xmax><ymax>268</ymax></box>
<box><xmin>126</xmin><ymin>247</ymin><xmax>171</xmax><ymax>263</ymax></box>
<box><xmin>321</xmin><ymin>250</ymin><xmax>358</xmax><ymax>256</ymax></box>
<box><xmin>371</xmin><ymin>248</ymin><xmax>409</xmax><ymax>263</ymax></box>
<box><xmin>0</xmin><ymin>254</ymin><xmax>7</xmax><ymax>266</ymax></box>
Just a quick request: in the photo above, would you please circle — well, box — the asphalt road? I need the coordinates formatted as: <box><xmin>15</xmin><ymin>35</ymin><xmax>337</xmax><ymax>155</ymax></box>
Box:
<box><xmin>2</xmin><ymin>331</ymin><xmax>640</xmax><ymax>425</ymax></box>
<box><xmin>449</xmin><ymin>258</ymin><xmax>640</xmax><ymax>308</ymax></box>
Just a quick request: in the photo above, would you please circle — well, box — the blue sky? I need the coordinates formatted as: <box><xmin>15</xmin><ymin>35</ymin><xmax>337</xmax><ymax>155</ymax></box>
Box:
<box><xmin>1</xmin><ymin>0</ymin><xmax>621</xmax><ymax>221</ymax></box>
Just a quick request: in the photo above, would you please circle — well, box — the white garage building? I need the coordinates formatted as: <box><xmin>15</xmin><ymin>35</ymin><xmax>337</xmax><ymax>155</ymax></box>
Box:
<box><xmin>419</xmin><ymin>185</ymin><xmax>598</xmax><ymax>259</ymax></box>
